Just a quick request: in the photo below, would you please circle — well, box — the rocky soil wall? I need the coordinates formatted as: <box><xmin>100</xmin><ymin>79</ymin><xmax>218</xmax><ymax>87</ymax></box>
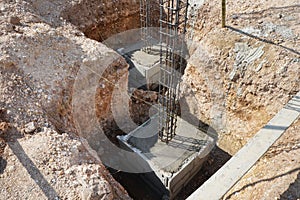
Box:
<box><xmin>183</xmin><ymin>0</ymin><xmax>300</xmax><ymax>154</ymax></box>
<box><xmin>0</xmin><ymin>0</ymin><xmax>133</xmax><ymax>199</ymax></box>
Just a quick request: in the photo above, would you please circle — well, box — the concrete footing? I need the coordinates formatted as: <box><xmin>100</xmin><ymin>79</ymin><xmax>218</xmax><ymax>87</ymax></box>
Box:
<box><xmin>127</xmin><ymin>48</ymin><xmax>160</xmax><ymax>89</ymax></box>
<box><xmin>118</xmin><ymin>114</ymin><xmax>215</xmax><ymax>199</ymax></box>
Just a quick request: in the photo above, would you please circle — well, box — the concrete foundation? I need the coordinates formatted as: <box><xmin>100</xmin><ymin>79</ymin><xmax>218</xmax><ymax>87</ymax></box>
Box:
<box><xmin>117</xmin><ymin>42</ymin><xmax>186</xmax><ymax>90</ymax></box>
<box><xmin>124</xmin><ymin>46</ymin><xmax>161</xmax><ymax>90</ymax></box>
<box><xmin>127</xmin><ymin>48</ymin><xmax>160</xmax><ymax>89</ymax></box>
<box><xmin>117</xmin><ymin>114</ymin><xmax>215</xmax><ymax>198</ymax></box>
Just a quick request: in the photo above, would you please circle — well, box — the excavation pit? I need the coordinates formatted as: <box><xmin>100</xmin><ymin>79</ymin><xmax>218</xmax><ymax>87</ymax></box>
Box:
<box><xmin>117</xmin><ymin>114</ymin><xmax>215</xmax><ymax>198</ymax></box>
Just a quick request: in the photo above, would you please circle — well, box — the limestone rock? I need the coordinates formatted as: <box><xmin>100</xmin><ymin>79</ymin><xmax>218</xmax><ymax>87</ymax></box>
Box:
<box><xmin>0</xmin><ymin>0</ymin><xmax>132</xmax><ymax>199</ymax></box>
<box><xmin>8</xmin><ymin>16</ymin><xmax>21</xmax><ymax>25</ymax></box>
<box><xmin>24</xmin><ymin>122</ymin><xmax>36</xmax><ymax>134</ymax></box>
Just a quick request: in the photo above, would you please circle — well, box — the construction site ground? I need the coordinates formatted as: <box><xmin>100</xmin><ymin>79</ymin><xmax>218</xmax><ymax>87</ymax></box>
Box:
<box><xmin>0</xmin><ymin>0</ymin><xmax>299</xmax><ymax>199</ymax></box>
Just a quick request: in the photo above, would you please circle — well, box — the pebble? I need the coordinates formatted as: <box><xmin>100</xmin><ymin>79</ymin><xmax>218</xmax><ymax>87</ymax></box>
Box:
<box><xmin>7</xmin><ymin>165</ymin><xmax>15</xmax><ymax>172</ymax></box>
<box><xmin>24</xmin><ymin>122</ymin><xmax>36</xmax><ymax>133</ymax></box>
<box><xmin>232</xmin><ymin>14</ymin><xmax>239</xmax><ymax>20</ymax></box>
<box><xmin>8</xmin><ymin>16</ymin><xmax>21</xmax><ymax>25</ymax></box>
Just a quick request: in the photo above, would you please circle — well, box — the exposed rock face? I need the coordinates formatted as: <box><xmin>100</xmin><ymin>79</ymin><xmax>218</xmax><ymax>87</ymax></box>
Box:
<box><xmin>61</xmin><ymin>0</ymin><xmax>160</xmax><ymax>42</ymax></box>
<box><xmin>61</xmin><ymin>0</ymin><xmax>141</xmax><ymax>41</ymax></box>
<box><xmin>0</xmin><ymin>0</ymin><xmax>132</xmax><ymax>199</ymax></box>
<box><xmin>130</xmin><ymin>89</ymin><xmax>158</xmax><ymax>125</ymax></box>
<box><xmin>183</xmin><ymin>0</ymin><xmax>300</xmax><ymax>154</ymax></box>
<box><xmin>0</xmin><ymin>13</ymin><xmax>129</xmax><ymax>133</ymax></box>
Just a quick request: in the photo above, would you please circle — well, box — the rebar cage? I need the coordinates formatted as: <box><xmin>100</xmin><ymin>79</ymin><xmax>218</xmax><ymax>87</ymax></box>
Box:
<box><xmin>158</xmin><ymin>0</ymin><xmax>189</xmax><ymax>143</ymax></box>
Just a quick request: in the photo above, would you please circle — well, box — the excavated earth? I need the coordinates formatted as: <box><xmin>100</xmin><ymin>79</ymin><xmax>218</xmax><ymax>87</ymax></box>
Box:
<box><xmin>0</xmin><ymin>0</ymin><xmax>135</xmax><ymax>199</ymax></box>
<box><xmin>177</xmin><ymin>0</ymin><xmax>300</xmax><ymax>199</ymax></box>
<box><xmin>0</xmin><ymin>0</ymin><xmax>299</xmax><ymax>199</ymax></box>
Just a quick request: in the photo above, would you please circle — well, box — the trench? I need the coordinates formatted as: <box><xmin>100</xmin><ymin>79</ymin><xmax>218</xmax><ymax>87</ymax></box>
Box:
<box><xmin>107</xmin><ymin>146</ymin><xmax>231</xmax><ymax>200</ymax></box>
<box><xmin>102</xmin><ymin>48</ymin><xmax>232</xmax><ymax>199</ymax></box>
<box><xmin>61</xmin><ymin>2</ymin><xmax>232</xmax><ymax>199</ymax></box>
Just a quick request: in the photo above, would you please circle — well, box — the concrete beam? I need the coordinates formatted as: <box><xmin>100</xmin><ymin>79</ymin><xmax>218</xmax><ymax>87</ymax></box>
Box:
<box><xmin>187</xmin><ymin>91</ymin><xmax>300</xmax><ymax>200</ymax></box>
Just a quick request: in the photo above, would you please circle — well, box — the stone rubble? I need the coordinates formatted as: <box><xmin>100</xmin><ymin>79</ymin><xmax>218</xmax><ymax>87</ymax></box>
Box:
<box><xmin>24</xmin><ymin>122</ymin><xmax>36</xmax><ymax>134</ymax></box>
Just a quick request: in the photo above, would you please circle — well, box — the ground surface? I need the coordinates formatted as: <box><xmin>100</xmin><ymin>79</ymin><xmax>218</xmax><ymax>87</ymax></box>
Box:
<box><xmin>0</xmin><ymin>0</ymin><xmax>299</xmax><ymax>199</ymax></box>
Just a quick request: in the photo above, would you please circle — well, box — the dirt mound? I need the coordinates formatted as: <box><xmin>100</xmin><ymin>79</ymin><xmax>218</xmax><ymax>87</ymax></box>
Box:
<box><xmin>0</xmin><ymin>128</ymin><xmax>130</xmax><ymax>199</ymax></box>
<box><xmin>0</xmin><ymin>0</ymin><xmax>132</xmax><ymax>199</ymax></box>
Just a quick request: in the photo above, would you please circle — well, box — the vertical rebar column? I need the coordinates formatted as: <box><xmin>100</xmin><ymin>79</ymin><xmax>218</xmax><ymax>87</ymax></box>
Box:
<box><xmin>158</xmin><ymin>0</ymin><xmax>189</xmax><ymax>143</ymax></box>
<box><xmin>140</xmin><ymin>0</ymin><xmax>152</xmax><ymax>52</ymax></box>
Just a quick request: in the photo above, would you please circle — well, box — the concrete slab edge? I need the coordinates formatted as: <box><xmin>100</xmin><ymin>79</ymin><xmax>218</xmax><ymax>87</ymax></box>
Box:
<box><xmin>187</xmin><ymin>91</ymin><xmax>300</xmax><ymax>200</ymax></box>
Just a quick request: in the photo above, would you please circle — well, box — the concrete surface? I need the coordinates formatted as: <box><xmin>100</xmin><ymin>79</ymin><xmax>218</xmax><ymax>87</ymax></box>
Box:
<box><xmin>187</xmin><ymin>91</ymin><xmax>300</xmax><ymax>200</ymax></box>
<box><xmin>129</xmin><ymin>49</ymin><xmax>160</xmax><ymax>89</ymax></box>
<box><xmin>127</xmin><ymin>46</ymin><xmax>162</xmax><ymax>89</ymax></box>
<box><xmin>118</xmin><ymin>114</ymin><xmax>215</xmax><ymax>198</ymax></box>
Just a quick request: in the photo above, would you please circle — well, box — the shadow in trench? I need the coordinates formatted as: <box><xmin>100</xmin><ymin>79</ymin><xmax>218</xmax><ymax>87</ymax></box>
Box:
<box><xmin>109</xmin><ymin>113</ymin><xmax>222</xmax><ymax>200</ymax></box>
<box><xmin>280</xmin><ymin>171</ymin><xmax>300</xmax><ymax>200</ymax></box>
<box><xmin>109</xmin><ymin>169</ymin><xmax>169</xmax><ymax>200</ymax></box>
<box><xmin>173</xmin><ymin>146</ymin><xmax>232</xmax><ymax>199</ymax></box>
<box><xmin>0</xmin><ymin>157</ymin><xmax>7</xmax><ymax>174</ymax></box>
<box><xmin>225</xmin><ymin>167</ymin><xmax>300</xmax><ymax>200</ymax></box>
